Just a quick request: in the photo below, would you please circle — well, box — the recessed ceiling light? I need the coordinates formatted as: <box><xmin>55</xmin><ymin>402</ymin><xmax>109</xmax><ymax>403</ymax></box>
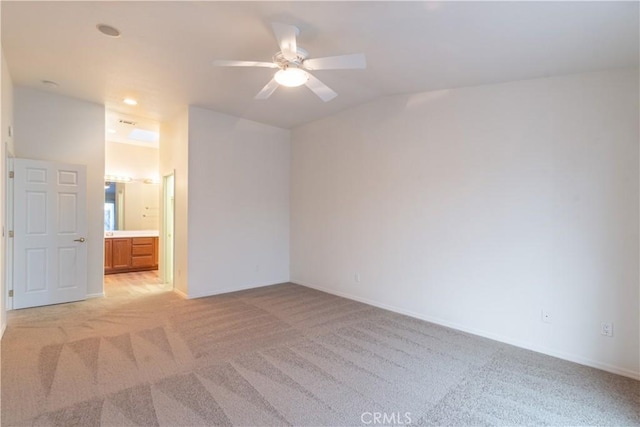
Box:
<box><xmin>107</xmin><ymin>128</ymin><xmax>117</xmax><ymax>134</ymax></box>
<box><xmin>41</xmin><ymin>80</ymin><xmax>59</xmax><ymax>88</ymax></box>
<box><xmin>123</xmin><ymin>98</ymin><xmax>138</xmax><ymax>106</ymax></box>
<box><xmin>97</xmin><ymin>24</ymin><xmax>121</xmax><ymax>38</ymax></box>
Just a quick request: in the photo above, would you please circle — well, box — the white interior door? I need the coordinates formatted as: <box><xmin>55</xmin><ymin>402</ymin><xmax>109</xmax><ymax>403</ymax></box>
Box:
<box><xmin>13</xmin><ymin>158</ymin><xmax>87</xmax><ymax>309</ymax></box>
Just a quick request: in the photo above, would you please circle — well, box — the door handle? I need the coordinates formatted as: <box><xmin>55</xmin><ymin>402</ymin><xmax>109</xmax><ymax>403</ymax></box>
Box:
<box><xmin>74</xmin><ymin>237</ymin><xmax>86</xmax><ymax>243</ymax></box>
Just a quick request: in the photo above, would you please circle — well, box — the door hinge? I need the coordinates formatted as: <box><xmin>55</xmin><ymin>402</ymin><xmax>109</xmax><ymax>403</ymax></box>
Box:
<box><xmin>8</xmin><ymin>290</ymin><xmax>13</xmax><ymax>297</ymax></box>
<box><xmin>8</xmin><ymin>230</ymin><xmax>14</xmax><ymax>238</ymax></box>
<box><xmin>8</xmin><ymin>171</ymin><xmax>14</xmax><ymax>178</ymax></box>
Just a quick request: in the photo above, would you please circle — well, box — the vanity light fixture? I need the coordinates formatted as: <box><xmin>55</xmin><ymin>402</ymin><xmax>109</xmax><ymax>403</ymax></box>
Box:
<box><xmin>104</xmin><ymin>175</ymin><xmax>132</xmax><ymax>183</ymax></box>
<box><xmin>143</xmin><ymin>178</ymin><xmax>161</xmax><ymax>185</ymax></box>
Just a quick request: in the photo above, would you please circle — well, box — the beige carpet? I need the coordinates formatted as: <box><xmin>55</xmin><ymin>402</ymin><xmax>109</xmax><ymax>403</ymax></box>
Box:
<box><xmin>1</xmin><ymin>275</ymin><xmax>638</xmax><ymax>426</ymax></box>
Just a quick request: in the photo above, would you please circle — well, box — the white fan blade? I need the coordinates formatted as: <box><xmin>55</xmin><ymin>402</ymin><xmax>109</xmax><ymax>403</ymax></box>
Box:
<box><xmin>303</xmin><ymin>53</ymin><xmax>366</xmax><ymax>70</ymax></box>
<box><xmin>305</xmin><ymin>73</ymin><xmax>337</xmax><ymax>102</ymax></box>
<box><xmin>255</xmin><ymin>78</ymin><xmax>279</xmax><ymax>100</ymax></box>
<box><xmin>272</xmin><ymin>22</ymin><xmax>299</xmax><ymax>61</ymax></box>
<box><xmin>213</xmin><ymin>60</ymin><xmax>278</xmax><ymax>68</ymax></box>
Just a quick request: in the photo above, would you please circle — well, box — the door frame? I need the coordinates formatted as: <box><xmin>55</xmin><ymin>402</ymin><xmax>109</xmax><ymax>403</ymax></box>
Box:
<box><xmin>161</xmin><ymin>171</ymin><xmax>175</xmax><ymax>287</ymax></box>
<box><xmin>5</xmin><ymin>153</ymin><xmax>13</xmax><ymax>311</ymax></box>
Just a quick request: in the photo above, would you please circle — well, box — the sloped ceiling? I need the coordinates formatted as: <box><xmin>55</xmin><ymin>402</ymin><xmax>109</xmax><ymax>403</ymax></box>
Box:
<box><xmin>3</xmin><ymin>1</ymin><xmax>638</xmax><ymax>129</ymax></box>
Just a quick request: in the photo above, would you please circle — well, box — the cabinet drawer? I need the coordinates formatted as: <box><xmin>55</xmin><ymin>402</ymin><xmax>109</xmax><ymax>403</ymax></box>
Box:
<box><xmin>132</xmin><ymin>244</ymin><xmax>153</xmax><ymax>256</ymax></box>
<box><xmin>131</xmin><ymin>255</ymin><xmax>154</xmax><ymax>268</ymax></box>
<box><xmin>132</xmin><ymin>237</ymin><xmax>154</xmax><ymax>246</ymax></box>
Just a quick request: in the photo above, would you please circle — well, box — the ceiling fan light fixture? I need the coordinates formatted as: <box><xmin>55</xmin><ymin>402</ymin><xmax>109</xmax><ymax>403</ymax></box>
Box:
<box><xmin>274</xmin><ymin>68</ymin><xmax>309</xmax><ymax>88</ymax></box>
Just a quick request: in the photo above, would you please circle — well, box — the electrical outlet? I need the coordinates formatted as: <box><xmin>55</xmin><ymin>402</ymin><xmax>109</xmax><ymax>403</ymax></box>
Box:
<box><xmin>601</xmin><ymin>322</ymin><xmax>614</xmax><ymax>337</ymax></box>
<box><xmin>541</xmin><ymin>310</ymin><xmax>552</xmax><ymax>324</ymax></box>
<box><xmin>355</xmin><ymin>273</ymin><xmax>361</xmax><ymax>283</ymax></box>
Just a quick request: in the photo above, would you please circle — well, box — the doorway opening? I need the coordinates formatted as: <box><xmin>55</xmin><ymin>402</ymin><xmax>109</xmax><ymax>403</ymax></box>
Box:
<box><xmin>103</xmin><ymin>112</ymin><xmax>166</xmax><ymax>297</ymax></box>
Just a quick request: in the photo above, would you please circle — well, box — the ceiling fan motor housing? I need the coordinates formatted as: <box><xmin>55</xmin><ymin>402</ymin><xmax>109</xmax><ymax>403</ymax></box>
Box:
<box><xmin>273</xmin><ymin>47</ymin><xmax>309</xmax><ymax>68</ymax></box>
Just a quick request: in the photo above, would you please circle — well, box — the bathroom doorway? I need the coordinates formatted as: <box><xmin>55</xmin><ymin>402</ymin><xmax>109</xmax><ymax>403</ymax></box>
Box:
<box><xmin>103</xmin><ymin>112</ymin><xmax>164</xmax><ymax>296</ymax></box>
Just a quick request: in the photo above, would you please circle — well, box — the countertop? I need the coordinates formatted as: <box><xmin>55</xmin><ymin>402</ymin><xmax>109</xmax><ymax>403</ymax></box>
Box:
<box><xmin>104</xmin><ymin>230</ymin><xmax>159</xmax><ymax>238</ymax></box>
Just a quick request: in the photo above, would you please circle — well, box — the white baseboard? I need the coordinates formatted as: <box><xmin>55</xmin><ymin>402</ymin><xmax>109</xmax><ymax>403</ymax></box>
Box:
<box><xmin>185</xmin><ymin>279</ymin><xmax>289</xmax><ymax>300</ymax></box>
<box><xmin>295</xmin><ymin>279</ymin><xmax>640</xmax><ymax>381</ymax></box>
<box><xmin>86</xmin><ymin>292</ymin><xmax>104</xmax><ymax>299</ymax></box>
<box><xmin>173</xmin><ymin>288</ymin><xmax>188</xmax><ymax>299</ymax></box>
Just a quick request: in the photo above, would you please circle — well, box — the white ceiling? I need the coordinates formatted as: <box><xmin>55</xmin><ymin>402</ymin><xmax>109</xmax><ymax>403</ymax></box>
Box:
<box><xmin>3</xmin><ymin>1</ymin><xmax>638</xmax><ymax>129</ymax></box>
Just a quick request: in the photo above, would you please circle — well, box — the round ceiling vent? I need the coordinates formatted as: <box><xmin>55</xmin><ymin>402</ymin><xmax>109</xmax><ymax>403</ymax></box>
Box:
<box><xmin>96</xmin><ymin>24</ymin><xmax>121</xmax><ymax>38</ymax></box>
<box><xmin>41</xmin><ymin>80</ymin><xmax>59</xmax><ymax>88</ymax></box>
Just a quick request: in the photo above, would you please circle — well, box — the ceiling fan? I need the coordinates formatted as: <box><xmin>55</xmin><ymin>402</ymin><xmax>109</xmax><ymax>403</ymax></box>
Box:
<box><xmin>213</xmin><ymin>23</ymin><xmax>366</xmax><ymax>102</ymax></box>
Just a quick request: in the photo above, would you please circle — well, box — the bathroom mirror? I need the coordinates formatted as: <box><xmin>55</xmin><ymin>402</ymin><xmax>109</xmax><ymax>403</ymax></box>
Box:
<box><xmin>104</xmin><ymin>181</ymin><xmax>159</xmax><ymax>231</ymax></box>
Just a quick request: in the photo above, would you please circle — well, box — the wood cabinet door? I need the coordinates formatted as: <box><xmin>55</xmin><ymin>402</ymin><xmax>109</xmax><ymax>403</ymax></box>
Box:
<box><xmin>112</xmin><ymin>238</ymin><xmax>132</xmax><ymax>269</ymax></box>
<box><xmin>153</xmin><ymin>237</ymin><xmax>159</xmax><ymax>267</ymax></box>
<box><xmin>104</xmin><ymin>239</ymin><xmax>113</xmax><ymax>269</ymax></box>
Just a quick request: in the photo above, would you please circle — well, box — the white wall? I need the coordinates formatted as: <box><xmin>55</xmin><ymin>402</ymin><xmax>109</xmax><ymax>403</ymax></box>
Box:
<box><xmin>159</xmin><ymin>108</ymin><xmax>189</xmax><ymax>296</ymax></box>
<box><xmin>1</xmin><ymin>50</ymin><xmax>13</xmax><ymax>158</ymax></box>
<box><xmin>14</xmin><ymin>87</ymin><xmax>105</xmax><ymax>298</ymax></box>
<box><xmin>187</xmin><ymin>106</ymin><xmax>290</xmax><ymax>298</ymax></box>
<box><xmin>0</xmin><ymin>45</ymin><xmax>13</xmax><ymax>337</ymax></box>
<box><xmin>291</xmin><ymin>68</ymin><xmax>639</xmax><ymax>379</ymax></box>
<box><xmin>105</xmin><ymin>141</ymin><xmax>159</xmax><ymax>181</ymax></box>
